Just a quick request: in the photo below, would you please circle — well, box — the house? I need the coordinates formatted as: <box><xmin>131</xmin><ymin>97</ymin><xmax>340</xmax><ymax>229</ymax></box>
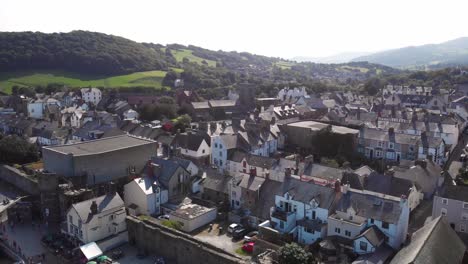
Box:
<box><xmin>269</xmin><ymin>178</ymin><xmax>342</xmax><ymax>245</ymax></box>
<box><xmin>212</xmin><ymin>134</ymin><xmax>239</xmax><ymax>172</ymax></box>
<box><xmin>226</xmin><ymin>151</ymin><xmax>276</xmax><ymax>178</ymax></box>
<box><xmin>176</xmin><ymin>90</ymin><xmax>199</xmax><ymax>106</ymax></box>
<box><xmin>124</xmin><ymin>177</ymin><xmax>168</xmax><ymax>216</ymax></box>
<box><xmin>354</xmin><ymin>169</ymin><xmax>424</xmax><ymax>211</ymax></box>
<box><xmin>432</xmin><ymin>185</ymin><xmax>468</xmax><ymax>234</ymax></box>
<box><xmin>174</xmin><ymin>132</ymin><xmax>211</xmax><ymax>165</ymax></box>
<box><xmin>63</xmin><ymin>193</ymin><xmax>127</xmax><ymax>249</ymax></box>
<box><xmin>277</xmin><ymin>87</ymin><xmax>308</xmax><ymax>103</ymax></box>
<box><xmin>390</xmin><ymin>216</ymin><xmax>465</xmax><ymax>264</ymax></box>
<box><xmin>171</xmin><ymin>156</ymin><xmax>199</xmax><ymax>177</ymax></box>
<box><xmin>327</xmin><ymin>187</ymin><xmax>410</xmax><ymax>251</ymax></box>
<box><xmin>28</xmin><ymin>97</ymin><xmax>60</xmax><ymax>119</ymax></box>
<box><xmin>199</xmin><ymin>168</ymin><xmax>232</xmax><ymax>204</ymax></box>
<box><xmin>37</xmin><ymin>127</ymin><xmax>70</xmax><ymax>146</ymax></box>
<box><xmin>149</xmin><ymin>157</ymin><xmax>192</xmax><ymax>199</ymax></box>
<box><xmin>81</xmin><ymin>88</ymin><xmax>102</xmax><ymax>105</ymax></box>
<box><xmin>357</xmin><ymin>127</ymin><xmax>446</xmax><ymax>165</ymax></box>
<box><xmin>392</xmin><ymin>159</ymin><xmax>443</xmax><ymax>199</ymax></box>
<box><xmin>127</xmin><ymin>95</ymin><xmax>159</xmax><ymax>107</ymax></box>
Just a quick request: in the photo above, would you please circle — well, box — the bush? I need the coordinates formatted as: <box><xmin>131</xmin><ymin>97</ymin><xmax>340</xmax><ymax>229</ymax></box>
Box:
<box><xmin>278</xmin><ymin>243</ymin><xmax>314</xmax><ymax>264</ymax></box>
<box><xmin>161</xmin><ymin>220</ymin><xmax>182</xmax><ymax>230</ymax></box>
<box><xmin>0</xmin><ymin>135</ymin><xmax>39</xmax><ymax>164</ymax></box>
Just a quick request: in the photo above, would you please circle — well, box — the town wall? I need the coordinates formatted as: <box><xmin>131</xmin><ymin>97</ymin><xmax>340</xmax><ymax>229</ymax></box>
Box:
<box><xmin>0</xmin><ymin>165</ymin><xmax>39</xmax><ymax>195</ymax></box>
<box><xmin>126</xmin><ymin>216</ymin><xmax>245</xmax><ymax>264</ymax></box>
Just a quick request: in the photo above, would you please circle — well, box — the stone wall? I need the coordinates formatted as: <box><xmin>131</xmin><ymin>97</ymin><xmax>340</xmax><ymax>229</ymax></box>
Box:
<box><xmin>0</xmin><ymin>165</ymin><xmax>39</xmax><ymax>195</ymax></box>
<box><xmin>126</xmin><ymin>216</ymin><xmax>245</xmax><ymax>264</ymax></box>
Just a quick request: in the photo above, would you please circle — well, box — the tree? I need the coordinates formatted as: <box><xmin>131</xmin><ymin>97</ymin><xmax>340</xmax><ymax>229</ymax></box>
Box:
<box><xmin>162</xmin><ymin>70</ymin><xmax>178</xmax><ymax>87</ymax></box>
<box><xmin>363</xmin><ymin>77</ymin><xmax>383</xmax><ymax>96</ymax></box>
<box><xmin>0</xmin><ymin>135</ymin><xmax>39</xmax><ymax>164</ymax></box>
<box><xmin>278</xmin><ymin>243</ymin><xmax>313</xmax><ymax>264</ymax></box>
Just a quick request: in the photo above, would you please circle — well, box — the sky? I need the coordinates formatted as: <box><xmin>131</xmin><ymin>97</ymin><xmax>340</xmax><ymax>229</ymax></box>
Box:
<box><xmin>1</xmin><ymin>0</ymin><xmax>468</xmax><ymax>59</ymax></box>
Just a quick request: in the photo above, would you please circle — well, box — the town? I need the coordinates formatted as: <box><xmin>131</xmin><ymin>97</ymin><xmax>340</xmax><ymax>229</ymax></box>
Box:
<box><xmin>1</xmin><ymin>80</ymin><xmax>468</xmax><ymax>264</ymax></box>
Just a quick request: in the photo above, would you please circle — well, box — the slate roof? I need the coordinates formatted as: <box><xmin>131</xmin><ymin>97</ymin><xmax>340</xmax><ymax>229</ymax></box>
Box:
<box><xmin>336</xmin><ymin>189</ymin><xmax>402</xmax><ymax>224</ymax></box>
<box><xmin>175</xmin><ymin>133</ymin><xmax>207</xmax><ymax>151</ymax></box>
<box><xmin>191</xmin><ymin>101</ymin><xmax>210</xmax><ymax>109</ymax></box>
<box><xmin>201</xmin><ymin>168</ymin><xmax>232</xmax><ymax>194</ymax></box>
<box><xmin>71</xmin><ymin>193</ymin><xmax>124</xmax><ymax>223</ymax></box>
<box><xmin>131</xmin><ymin>177</ymin><xmax>158</xmax><ymax>195</ymax></box>
<box><xmin>228</xmin><ymin>150</ymin><xmax>276</xmax><ymax>168</ymax></box>
<box><xmin>355</xmin><ymin>225</ymin><xmax>385</xmax><ymax>247</ymax></box>
<box><xmin>390</xmin><ymin>216</ymin><xmax>465</xmax><ymax>264</ymax></box>
<box><xmin>302</xmin><ymin>163</ymin><xmax>345</xmax><ymax>181</ymax></box>
<box><xmin>151</xmin><ymin>157</ymin><xmax>187</xmax><ymax>188</ymax></box>
<box><xmin>209</xmin><ymin>100</ymin><xmax>236</xmax><ymax>108</ymax></box>
<box><xmin>239</xmin><ymin>174</ymin><xmax>266</xmax><ymax>191</ymax></box>
<box><xmin>392</xmin><ymin>160</ymin><xmax>441</xmax><ymax>196</ymax></box>
<box><xmin>440</xmin><ymin>185</ymin><xmax>468</xmax><ymax>203</ymax></box>
<box><xmin>362</xmin><ymin>171</ymin><xmax>418</xmax><ymax>198</ymax></box>
<box><xmin>282</xmin><ymin>178</ymin><xmax>338</xmax><ymax>209</ymax></box>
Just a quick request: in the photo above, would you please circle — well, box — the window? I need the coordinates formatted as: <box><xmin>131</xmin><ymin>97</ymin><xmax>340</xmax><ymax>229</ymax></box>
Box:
<box><xmin>441</xmin><ymin>208</ymin><xmax>447</xmax><ymax>216</ymax></box>
<box><xmin>219</xmin><ymin>144</ymin><xmax>223</xmax><ymax>149</ymax></box>
<box><xmin>202</xmin><ymin>149</ymin><xmax>205</xmax><ymax>154</ymax></box>
<box><xmin>382</xmin><ymin>221</ymin><xmax>389</xmax><ymax>229</ymax></box>
<box><xmin>219</xmin><ymin>151</ymin><xmax>222</xmax><ymax>157</ymax></box>
<box><xmin>461</xmin><ymin>224</ymin><xmax>466</xmax><ymax>233</ymax></box>
<box><xmin>109</xmin><ymin>215</ymin><xmax>114</xmax><ymax>221</ymax></box>
<box><xmin>442</xmin><ymin>198</ymin><xmax>448</xmax><ymax>205</ymax></box>
<box><xmin>69</xmin><ymin>224</ymin><xmax>73</xmax><ymax>233</ymax></box>
<box><xmin>463</xmin><ymin>203</ymin><xmax>468</xmax><ymax>209</ymax></box>
<box><xmin>370</xmin><ymin>218</ymin><xmax>375</xmax><ymax>224</ymax></box>
<box><xmin>78</xmin><ymin>220</ymin><xmax>82</xmax><ymax>229</ymax></box>
<box><xmin>462</xmin><ymin>214</ymin><xmax>468</xmax><ymax>221</ymax></box>
<box><xmin>409</xmin><ymin>146</ymin><xmax>415</xmax><ymax>152</ymax></box>
<box><xmin>345</xmin><ymin>230</ymin><xmax>351</xmax><ymax>237</ymax></box>
<box><xmin>360</xmin><ymin>241</ymin><xmax>368</xmax><ymax>251</ymax></box>
<box><xmin>243</xmin><ymin>161</ymin><xmax>247</xmax><ymax>168</ymax></box>
<box><xmin>378</xmin><ymin>141</ymin><xmax>383</xmax><ymax>147</ymax></box>
<box><xmin>215</xmin><ymin>143</ymin><xmax>218</xmax><ymax>148</ymax></box>
<box><xmin>388</xmin><ymin>142</ymin><xmax>394</xmax><ymax>149</ymax></box>
<box><xmin>69</xmin><ymin>215</ymin><xmax>73</xmax><ymax>224</ymax></box>
<box><xmin>335</xmin><ymin>227</ymin><xmax>341</xmax><ymax>234</ymax></box>
<box><xmin>279</xmin><ymin>221</ymin><xmax>284</xmax><ymax>229</ymax></box>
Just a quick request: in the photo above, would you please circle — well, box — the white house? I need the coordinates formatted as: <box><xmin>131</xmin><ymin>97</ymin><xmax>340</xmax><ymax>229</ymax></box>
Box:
<box><xmin>269</xmin><ymin>178</ymin><xmax>340</xmax><ymax>245</ymax></box>
<box><xmin>81</xmin><ymin>88</ymin><xmax>102</xmax><ymax>105</ymax></box>
<box><xmin>212</xmin><ymin>134</ymin><xmax>238</xmax><ymax>172</ymax></box>
<box><xmin>226</xmin><ymin>150</ymin><xmax>276</xmax><ymax>178</ymax></box>
<box><xmin>64</xmin><ymin>193</ymin><xmax>127</xmax><ymax>248</ymax></box>
<box><xmin>327</xmin><ymin>188</ymin><xmax>410</xmax><ymax>253</ymax></box>
<box><xmin>175</xmin><ymin>132</ymin><xmax>211</xmax><ymax>165</ymax></box>
<box><xmin>124</xmin><ymin>177</ymin><xmax>168</xmax><ymax>216</ymax></box>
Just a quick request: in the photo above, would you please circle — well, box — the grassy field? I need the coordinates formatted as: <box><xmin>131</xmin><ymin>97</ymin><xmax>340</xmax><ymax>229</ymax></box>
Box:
<box><xmin>0</xmin><ymin>70</ymin><xmax>178</xmax><ymax>94</ymax></box>
<box><xmin>171</xmin><ymin>49</ymin><xmax>217</xmax><ymax>67</ymax></box>
<box><xmin>275</xmin><ymin>61</ymin><xmax>296</xmax><ymax>70</ymax></box>
<box><xmin>338</xmin><ymin>65</ymin><xmax>370</xmax><ymax>73</ymax></box>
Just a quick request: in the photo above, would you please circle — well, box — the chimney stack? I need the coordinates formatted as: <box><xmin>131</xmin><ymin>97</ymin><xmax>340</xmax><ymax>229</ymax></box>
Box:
<box><xmin>90</xmin><ymin>201</ymin><xmax>98</xmax><ymax>215</ymax></box>
<box><xmin>108</xmin><ymin>181</ymin><xmax>117</xmax><ymax>196</ymax></box>
<box><xmin>415</xmin><ymin>159</ymin><xmax>427</xmax><ymax>169</ymax></box>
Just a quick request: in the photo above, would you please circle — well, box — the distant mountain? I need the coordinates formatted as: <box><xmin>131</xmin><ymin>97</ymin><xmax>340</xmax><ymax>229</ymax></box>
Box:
<box><xmin>352</xmin><ymin>37</ymin><xmax>468</xmax><ymax>69</ymax></box>
<box><xmin>293</xmin><ymin>52</ymin><xmax>371</xmax><ymax>64</ymax></box>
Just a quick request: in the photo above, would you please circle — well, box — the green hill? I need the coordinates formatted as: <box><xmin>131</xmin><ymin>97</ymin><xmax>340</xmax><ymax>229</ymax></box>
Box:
<box><xmin>353</xmin><ymin>37</ymin><xmax>468</xmax><ymax>69</ymax></box>
<box><xmin>0</xmin><ymin>70</ymin><xmax>169</xmax><ymax>93</ymax></box>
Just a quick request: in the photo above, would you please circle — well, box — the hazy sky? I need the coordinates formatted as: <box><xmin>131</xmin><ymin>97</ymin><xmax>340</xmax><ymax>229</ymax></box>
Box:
<box><xmin>1</xmin><ymin>0</ymin><xmax>467</xmax><ymax>59</ymax></box>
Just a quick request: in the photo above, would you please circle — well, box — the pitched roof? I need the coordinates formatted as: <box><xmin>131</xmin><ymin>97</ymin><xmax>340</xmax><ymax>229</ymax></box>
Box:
<box><xmin>228</xmin><ymin>150</ymin><xmax>276</xmax><ymax>168</ymax></box>
<box><xmin>175</xmin><ymin>132</ymin><xmax>207</xmax><ymax>151</ymax></box>
<box><xmin>71</xmin><ymin>193</ymin><xmax>124</xmax><ymax>223</ymax></box>
<box><xmin>355</xmin><ymin>225</ymin><xmax>385</xmax><ymax>247</ymax></box>
<box><xmin>151</xmin><ymin>157</ymin><xmax>187</xmax><ymax>188</ymax></box>
<box><xmin>440</xmin><ymin>185</ymin><xmax>468</xmax><ymax>203</ymax></box>
<box><xmin>390</xmin><ymin>216</ymin><xmax>466</xmax><ymax>264</ymax></box>
<box><xmin>362</xmin><ymin>171</ymin><xmax>418</xmax><ymax>198</ymax></box>
<box><xmin>393</xmin><ymin>160</ymin><xmax>441</xmax><ymax>195</ymax></box>
<box><xmin>282</xmin><ymin>178</ymin><xmax>338</xmax><ymax>209</ymax></box>
<box><xmin>336</xmin><ymin>189</ymin><xmax>403</xmax><ymax>224</ymax></box>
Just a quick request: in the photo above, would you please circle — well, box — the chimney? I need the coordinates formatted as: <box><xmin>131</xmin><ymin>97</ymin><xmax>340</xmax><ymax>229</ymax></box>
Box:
<box><xmin>250</xmin><ymin>168</ymin><xmax>256</xmax><ymax>177</ymax></box>
<box><xmin>334</xmin><ymin>180</ymin><xmax>342</xmax><ymax>193</ymax></box>
<box><xmin>199</xmin><ymin>122</ymin><xmax>208</xmax><ymax>131</ymax></box>
<box><xmin>270</xmin><ymin>116</ymin><xmax>276</xmax><ymax>125</ymax></box>
<box><xmin>232</xmin><ymin>118</ymin><xmax>241</xmax><ymax>128</ymax></box>
<box><xmin>305</xmin><ymin>155</ymin><xmax>314</xmax><ymax>164</ymax></box>
<box><xmin>415</xmin><ymin>159</ymin><xmax>427</xmax><ymax>169</ymax></box>
<box><xmin>90</xmin><ymin>201</ymin><xmax>98</xmax><ymax>215</ymax></box>
<box><xmin>400</xmin><ymin>195</ymin><xmax>408</xmax><ymax>208</ymax></box>
<box><xmin>384</xmin><ymin>168</ymin><xmax>395</xmax><ymax>178</ymax></box>
<box><xmin>153</xmin><ymin>163</ymin><xmax>162</xmax><ymax>178</ymax></box>
<box><xmin>108</xmin><ymin>181</ymin><xmax>117</xmax><ymax>196</ymax></box>
<box><xmin>388</xmin><ymin>127</ymin><xmax>395</xmax><ymax>136</ymax></box>
<box><xmin>357</xmin><ymin>107</ymin><xmax>361</xmax><ymax>120</ymax></box>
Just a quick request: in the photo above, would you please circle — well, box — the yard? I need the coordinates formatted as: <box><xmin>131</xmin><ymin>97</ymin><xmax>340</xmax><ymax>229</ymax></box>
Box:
<box><xmin>171</xmin><ymin>49</ymin><xmax>217</xmax><ymax>67</ymax></box>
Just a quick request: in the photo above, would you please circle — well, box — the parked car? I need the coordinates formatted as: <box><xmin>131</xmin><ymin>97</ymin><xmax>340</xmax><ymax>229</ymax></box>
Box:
<box><xmin>157</xmin><ymin>214</ymin><xmax>170</xmax><ymax>220</ymax></box>
<box><xmin>227</xmin><ymin>223</ymin><xmax>243</xmax><ymax>235</ymax></box>
<box><xmin>243</xmin><ymin>231</ymin><xmax>259</xmax><ymax>242</ymax></box>
<box><xmin>232</xmin><ymin>228</ymin><xmax>250</xmax><ymax>240</ymax></box>
<box><xmin>242</xmin><ymin>242</ymin><xmax>255</xmax><ymax>253</ymax></box>
<box><xmin>111</xmin><ymin>249</ymin><xmax>124</xmax><ymax>260</ymax></box>
<box><xmin>460</xmin><ymin>153</ymin><xmax>467</xmax><ymax>162</ymax></box>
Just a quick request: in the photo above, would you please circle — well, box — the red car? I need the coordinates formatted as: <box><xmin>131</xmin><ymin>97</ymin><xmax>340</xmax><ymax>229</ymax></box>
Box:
<box><xmin>242</xmin><ymin>242</ymin><xmax>255</xmax><ymax>253</ymax></box>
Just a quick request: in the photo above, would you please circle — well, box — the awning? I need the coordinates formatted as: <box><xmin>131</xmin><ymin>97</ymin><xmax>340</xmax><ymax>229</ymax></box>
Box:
<box><xmin>80</xmin><ymin>242</ymin><xmax>103</xmax><ymax>260</ymax></box>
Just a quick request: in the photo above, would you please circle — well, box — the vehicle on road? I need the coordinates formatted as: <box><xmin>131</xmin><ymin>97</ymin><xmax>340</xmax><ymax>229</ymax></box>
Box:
<box><xmin>157</xmin><ymin>214</ymin><xmax>170</xmax><ymax>220</ymax></box>
<box><xmin>232</xmin><ymin>228</ymin><xmax>250</xmax><ymax>240</ymax></box>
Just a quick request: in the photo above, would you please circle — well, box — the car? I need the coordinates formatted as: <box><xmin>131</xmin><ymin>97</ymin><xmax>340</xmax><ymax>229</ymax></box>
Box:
<box><xmin>157</xmin><ymin>214</ymin><xmax>170</xmax><ymax>220</ymax></box>
<box><xmin>243</xmin><ymin>231</ymin><xmax>259</xmax><ymax>242</ymax></box>
<box><xmin>242</xmin><ymin>242</ymin><xmax>255</xmax><ymax>253</ymax></box>
<box><xmin>111</xmin><ymin>249</ymin><xmax>124</xmax><ymax>259</ymax></box>
<box><xmin>232</xmin><ymin>228</ymin><xmax>250</xmax><ymax>240</ymax></box>
<box><xmin>227</xmin><ymin>223</ymin><xmax>243</xmax><ymax>235</ymax></box>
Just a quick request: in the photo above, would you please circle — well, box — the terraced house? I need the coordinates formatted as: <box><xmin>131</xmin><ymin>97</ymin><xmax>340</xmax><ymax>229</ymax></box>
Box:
<box><xmin>358</xmin><ymin>127</ymin><xmax>446</xmax><ymax>165</ymax></box>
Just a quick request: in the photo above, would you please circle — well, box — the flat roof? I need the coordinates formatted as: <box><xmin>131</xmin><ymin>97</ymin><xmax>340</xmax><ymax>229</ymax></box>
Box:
<box><xmin>43</xmin><ymin>135</ymin><xmax>155</xmax><ymax>156</ymax></box>
<box><xmin>171</xmin><ymin>203</ymin><xmax>216</xmax><ymax>220</ymax></box>
<box><xmin>287</xmin><ymin>121</ymin><xmax>329</xmax><ymax>131</ymax></box>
